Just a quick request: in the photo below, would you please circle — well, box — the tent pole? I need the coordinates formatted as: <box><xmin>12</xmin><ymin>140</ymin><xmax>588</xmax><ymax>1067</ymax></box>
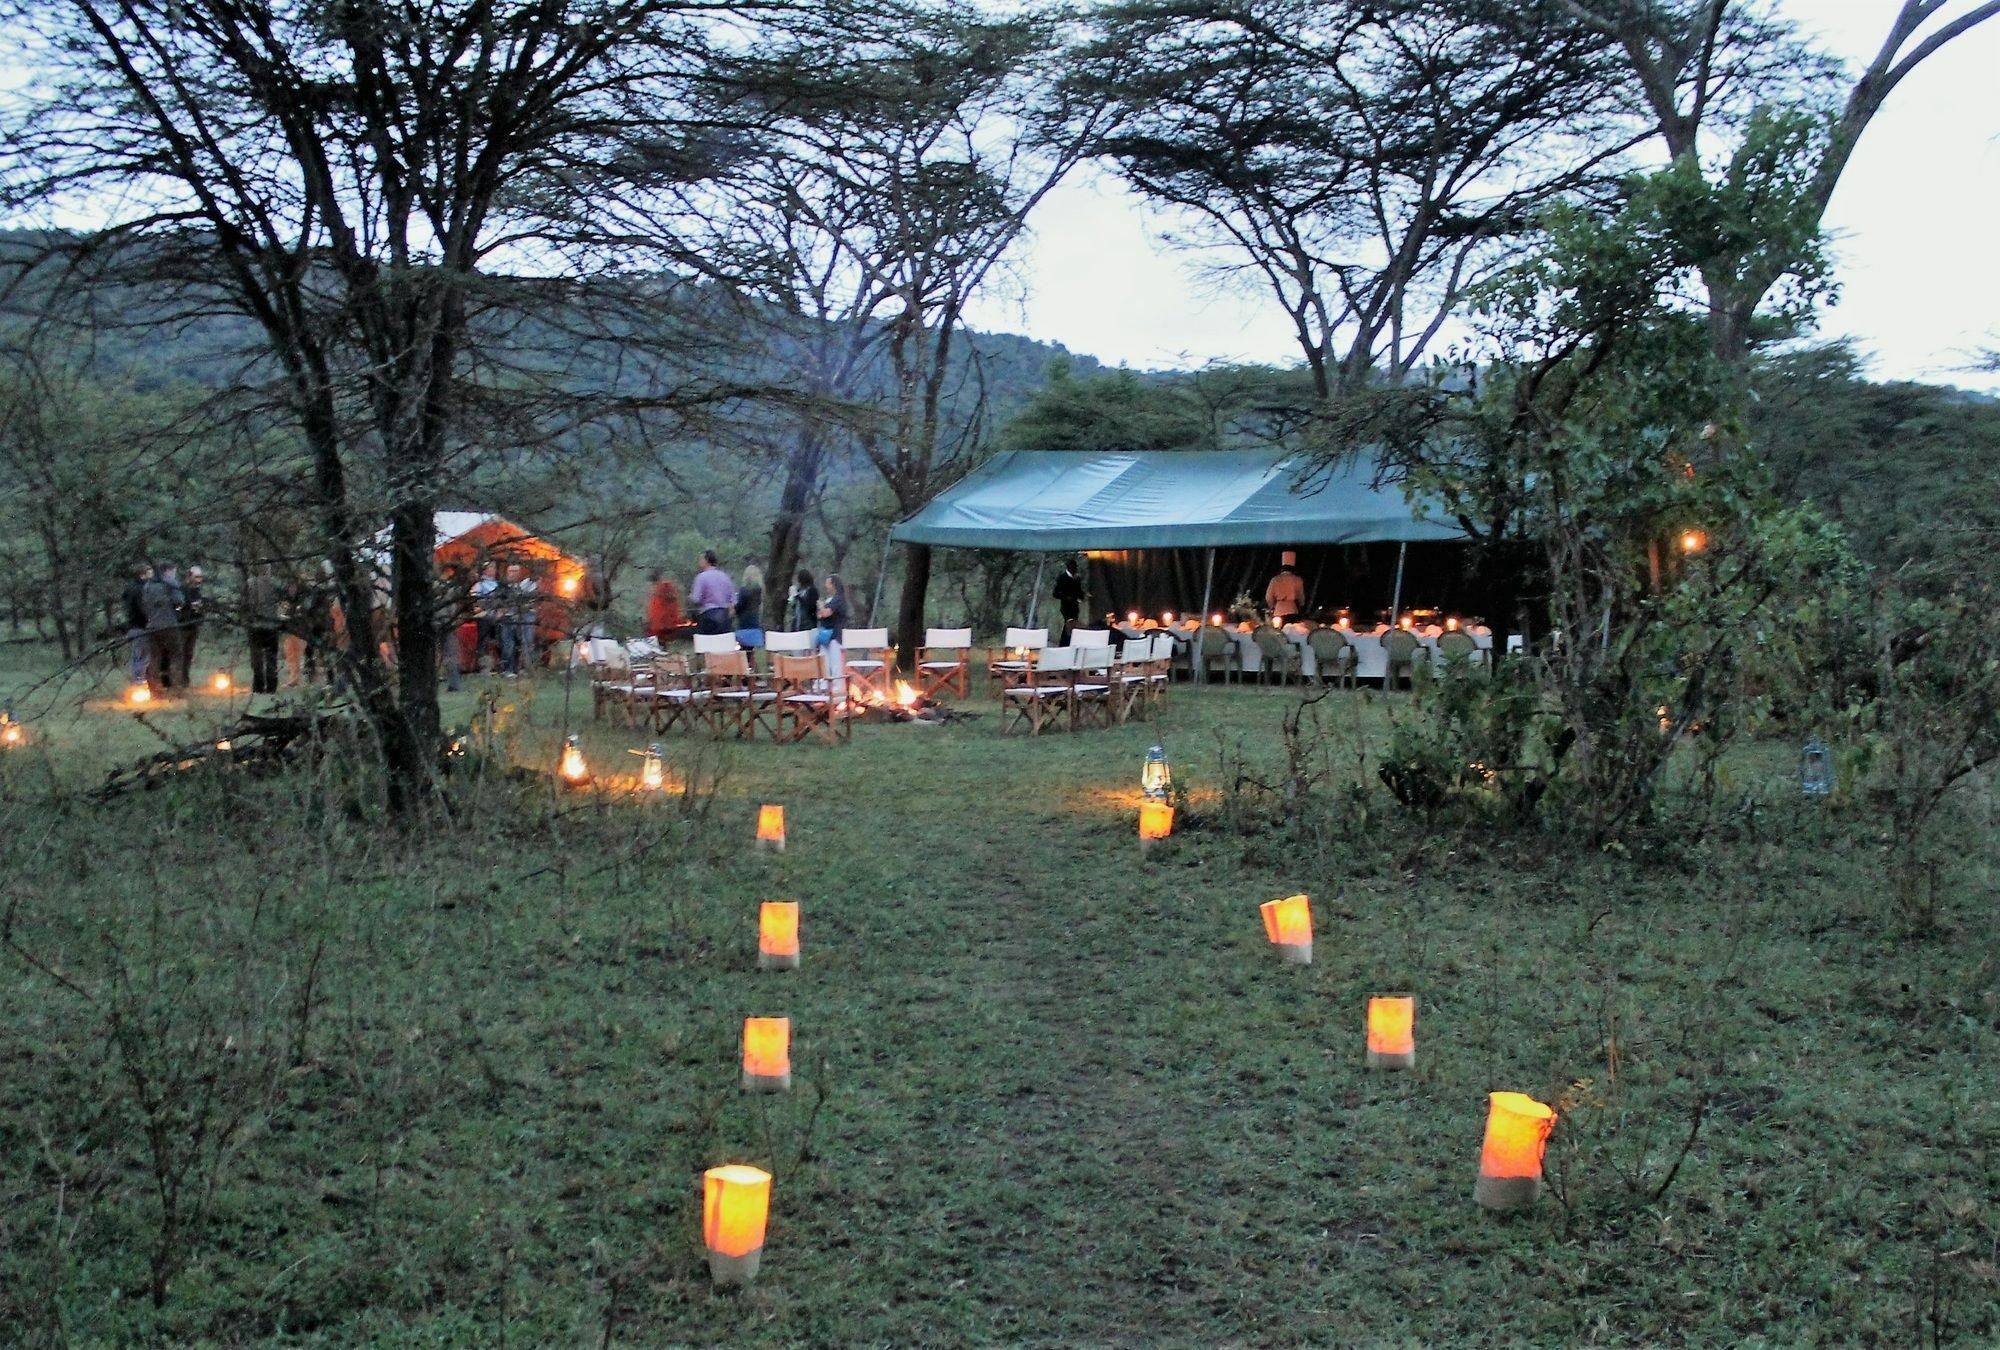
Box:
<box><xmin>1389</xmin><ymin>541</ymin><xmax>1407</xmax><ymax>625</ymax></box>
<box><xmin>1197</xmin><ymin>547</ymin><xmax>1216</xmax><ymax>685</ymax></box>
<box><xmin>870</xmin><ymin>527</ymin><xmax>895</xmax><ymax>625</ymax></box>
<box><xmin>1025</xmin><ymin>554</ymin><xmax>1047</xmax><ymax>627</ymax></box>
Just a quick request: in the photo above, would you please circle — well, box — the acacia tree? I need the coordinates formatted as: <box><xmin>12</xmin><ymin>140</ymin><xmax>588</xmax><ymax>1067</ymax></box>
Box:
<box><xmin>0</xmin><ymin>0</ymin><xmax>773</xmax><ymax>812</ymax></box>
<box><xmin>708</xmin><ymin>5</ymin><xmax>1104</xmax><ymax>661</ymax></box>
<box><xmin>1557</xmin><ymin>0</ymin><xmax>2000</xmax><ymax>369</ymax></box>
<box><xmin>1068</xmin><ymin>0</ymin><xmax>1635</xmax><ymax>398</ymax></box>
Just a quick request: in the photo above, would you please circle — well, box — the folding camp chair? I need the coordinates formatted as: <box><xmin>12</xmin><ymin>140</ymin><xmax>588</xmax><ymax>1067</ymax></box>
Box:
<box><xmin>703</xmin><ymin>647</ymin><xmax>778</xmax><ymax>738</ymax></box>
<box><xmin>1067</xmin><ymin>627</ymin><xmax>1111</xmax><ymax>648</ymax></box>
<box><xmin>1113</xmin><ymin>638</ymin><xmax>1153</xmax><ymax>724</ymax></box>
<box><xmin>987</xmin><ymin>626</ymin><xmax>1048</xmax><ymax>695</ymax></box>
<box><xmin>842</xmin><ymin>627</ymin><xmax>893</xmax><ymax>702</ymax></box>
<box><xmin>916</xmin><ymin>627</ymin><xmax>972</xmax><ymax>700</ymax></box>
<box><xmin>772</xmin><ymin>652</ymin><xmax>850</xmax><ymax>745</ymax></box>
<box><xmin>999</xmin><ymin>644</ymin><xmax>1077</xmax><ymax>736</ymax></box>
<box><xmin>1070</xmin><ymin>646</ymin><xmax>1116</xmax><ymax>730</ymax></box>
<box><xmin>649</xmin><ymin>652</ymin><xmax>710</xmax><ymax>735</ymax></box>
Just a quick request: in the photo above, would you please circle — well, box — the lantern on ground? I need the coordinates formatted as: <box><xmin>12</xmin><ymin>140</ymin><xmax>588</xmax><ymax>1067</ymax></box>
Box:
<box><xmin>1680</xmin><ymin>528</ymin><xmax>1707</xmax><ymax>555</ymax></box>
<box><xmin>702</xmin><ymin>1164</ymin><xmax>772</xmax><ymax>1286</ymax></box>
<box><xmin>638</xmin><ymin>743</ymin><xmax>666</xmax><ymax>791</ymax></box>
<box><xmin>1259</xmin><ymin>894</ymin><xmax>1313</xmax><ymax>965</ymax></box>
<box><xmin>558</xmin><ymin>735</ymin><xmax>589</xmax><ymax>785</ymax></box>
<box><xmin>127</xmin><ymin>684</ymin><xmax>153</xmax><ymax>706</ymax></box>
<box><xmin>756</xmin><ymin>804</ymin><xmax>786</xmax><ymax>851</ymax></box>
<box><xmin>1801</xmin><ymin>738</ymin><xmax>1832</xmax><ymax>797</ymax></box>
<box><xmin>1</xmin><ymin>706</ymin><xmax>22</xmax><ymax>748</ymax></box>
<box><xmin>741</xmin><ymin>1017</ymin><xmax>792</xmax><ymax>1092</ymax></box>
<box><xmin>1139</xmin><ymin>802</ymin><xmax>1174</xmax><ymax>852</ymax></box>
<box><xmin>1141</xmin><ymin>745</ymin><xmax>1172</xmax><ymax>802</ymax></box>
<box><xmin>1475</xmin><ymin>1092</ymin><xmax>1557</xmax><ymax>1210</ymax></box>
<box><xmin>758</xmin><ymin>901</ymin><xmax>800</xmax><ymax>970</ymax></box>
<box><xmin>1366</xmin><ymin>995</ymin><xmax>1416</xmax><ymax>1070</ymax></box>
<box><xmin>211</xmin><ymin>671</ymin><xmax>233</xmax><ymax>693</ymax></box>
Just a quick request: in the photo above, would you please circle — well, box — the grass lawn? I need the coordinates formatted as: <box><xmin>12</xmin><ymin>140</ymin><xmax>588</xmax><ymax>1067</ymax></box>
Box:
<box><xmin>0</xmin><ymin>638</ymin><xmax>1996</xmax><ymax>1344</ymax></box>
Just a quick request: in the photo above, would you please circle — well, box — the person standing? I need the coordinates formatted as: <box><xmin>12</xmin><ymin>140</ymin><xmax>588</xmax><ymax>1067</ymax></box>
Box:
<box><xmin>1053</xmin><ymin>557</ymin><xmax>1085</xmax><ymax>644</ymax></box>
<box><xmin>176</xmin><ymin>564</ymin><xmax>207</xmax><ymax>686</ymax></box>
<box><xmin>734</xmin><ymin>564</ymin><xmax>767</xmax><ymax>652</ymax></box>
<box><xmin>1265</xmin><ymin>551</ymin><xmax>1305</xmax><ymax>625</ymax></box>
<box><xmin>122</xmin><ymin>563</ymin><xmax>153</xmax><ymax>685</ymax></box>
<box><xmin>814</xmin><ymin>573</ymin><xmax>849</xmax><ymax>647</ymax></box>
<box><xmin>141</xmin><ymin>562</ymin><xmax>185</xmax><ymax>698</ymax></box>
<box><xmin>244</xmin><ymin>561</ymin><xmax>282</xmax><ymax>694</ymax></box>
<box><xmin>507</xmin><ymin>563</ymin><xmax>539</xmax><ymax>673</ymax></box>
<box><xmin>645</xmin><ymin>571</ymin><xmax>684</xmax><ymax>642</ymax></box>
<box><xmin>472</xmin><ymin>561</ymin><xmax>502</xmax><ymax>673</ymax></box>
<box><xmin>787</xmin><ymin>568</ymin><xmax>818</xmax><ymax>634</ymax></box>
<box><xmin>690</xmin><ymin>550</ymin><xmax>734</xmax><ymax>636</ymax></box>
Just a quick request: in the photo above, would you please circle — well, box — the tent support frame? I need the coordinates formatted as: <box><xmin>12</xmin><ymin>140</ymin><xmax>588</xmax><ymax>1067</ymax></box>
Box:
<box><xmin>1197</xmin><ymin>547</ymin><xmax>1216</xmax><ymax>684</ymax></box>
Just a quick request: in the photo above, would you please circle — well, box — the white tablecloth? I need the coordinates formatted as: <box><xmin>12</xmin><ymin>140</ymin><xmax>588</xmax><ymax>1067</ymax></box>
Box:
<box><xmin>1221</xmin><ymin>626</ymin><xmax>1492</xmax><ymax>681</ymax></box>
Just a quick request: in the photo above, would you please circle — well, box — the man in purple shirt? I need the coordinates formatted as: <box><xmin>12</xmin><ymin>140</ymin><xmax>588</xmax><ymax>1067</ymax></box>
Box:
<box><xmin>690</xmin><ymin>550</ymin><xmax>735</xmax><ymax>635</ymax></box>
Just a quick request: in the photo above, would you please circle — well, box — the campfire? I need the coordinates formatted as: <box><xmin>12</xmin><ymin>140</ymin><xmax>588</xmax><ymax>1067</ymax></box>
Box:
<box><xmin>849</xmin><ymin>679</ymin><xmax>977</xmax><ymax>725</ymax></box>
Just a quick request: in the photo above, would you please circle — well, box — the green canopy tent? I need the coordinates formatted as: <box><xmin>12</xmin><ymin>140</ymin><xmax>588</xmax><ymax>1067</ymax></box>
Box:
<box><xmin>886</xmin><ymin>448</ymin><xmax>1471</xmax><ymax>630</ymax></box>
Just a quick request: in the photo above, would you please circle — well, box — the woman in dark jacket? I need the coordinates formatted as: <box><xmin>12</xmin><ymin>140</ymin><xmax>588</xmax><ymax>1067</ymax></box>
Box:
<box><xmin>787</xmin><ymin>568</ymin><xmax>818</xmax><ymax>634</ymax></box>
<box><xmin>813</xmin><ymin>573</ymin><xmax>848</xmax><ymax>648</ymax></box>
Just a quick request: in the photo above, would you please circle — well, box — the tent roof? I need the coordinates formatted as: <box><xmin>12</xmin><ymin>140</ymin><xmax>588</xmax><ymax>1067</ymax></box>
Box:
<box><xmin>888</xmin><ymin>449</ymin><xmax>1468</xmax><ymax>551</ymax></box>
<box><xmin>367</xmin><ymin>512</ymin><xmax>581</xmax><ymax>566</ymax></box>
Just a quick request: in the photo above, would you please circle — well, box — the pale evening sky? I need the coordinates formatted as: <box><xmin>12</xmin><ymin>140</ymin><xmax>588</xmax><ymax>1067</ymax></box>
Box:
<box><xmin>968</xmin><ymin>1</ymin><xmax>2000</xmax><ymax>392</ymax></box>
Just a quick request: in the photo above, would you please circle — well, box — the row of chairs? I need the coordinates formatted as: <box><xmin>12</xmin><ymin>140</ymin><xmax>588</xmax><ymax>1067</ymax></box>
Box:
<box><xmin>999</xmin><ymin>637</ymin><xmax>1173</xmax><ymax>735</ymax></box>
<box><xmin>1198</xmin><ymin>625</ymin><xmax>1488</xmax><ymax>688</ymax></box>
<box><xmin>595</xmin><ymin>640</ymin><xmax>853</xmax><ymax>744</ymax></box>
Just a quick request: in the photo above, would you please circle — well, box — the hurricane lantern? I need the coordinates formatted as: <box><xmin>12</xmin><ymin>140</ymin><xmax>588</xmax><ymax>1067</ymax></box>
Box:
<box><xmin>1141</xmin><ymin>745</ymin><xmax>1173</xmax><ymax>801</ymax></box>
<box><xmin>1139</xmin><ymin>801</ymin><xmax>1174</xmax><ymax>852</ymax></box>
<box><xmin>702</xmin><ymin>1164</ymin><xmax>773</xmax><ymax>1286</ymax></box>
<box><xmin>558</xmin><ymin>735</ymin><xmax>589</xmax><ymax>785</ymax></box>
<box><xmin>1801</xmin><ymin>738</ymin><xmax>1832</xmax><ymax>797</ymax></box>
<box><xmin>211</xmin><ymin>671</ymin><xmax>232</xmax><ymax>692</ymax></box>
<box><xmin>758</xmin><ymin>901</ymin><xmax>801</xmax><ymax>970</ymax></box>
<box><xmin>1475</xmin><ymin>1091</ymin><xmax>1558</xmax><ymax>1210</ymax></box>
<box><xmin>1680</xmin><ymin>528</ymin><xmax>1708</xmax><ymax>555</ymax></box>
<box><xmin>1</xmin><ymin>708</ymin><xmax>21</xmax><ymax>748</ymax></box>
<box><xmin>1259</xmin><ymin>894</ymin><xmax>1313</xmax><ymax>965</ymax></box>
<box><xmin>756</xmin><ymin>803</ymin><xmax>786</xmax><ymax>851</ymax></box>
<box><xmin>127</xmin><ymin>684</ymin><xmax>153</xmax><ymax>706</ymax></box>
<box><xmin>1366</xmin><ymin>995</ymin><xmax>1417</xmax><ymax>1070</ymax></box>
<box><xmin>639</xmin><ymin>742</ymin><xmax>666</xmax><ymax>791</ymax></box>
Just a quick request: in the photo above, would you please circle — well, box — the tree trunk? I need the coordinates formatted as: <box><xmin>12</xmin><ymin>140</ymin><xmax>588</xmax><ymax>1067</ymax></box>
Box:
<box><xmin>894</xmin><ymin>541</ymin><xmax>933</xmax><ymax>674</ymax></box>
<box><xmin>388</xmin><ymin>497</ymin><xmax>441</xmax><ymax>811</ymax></box>
<box><xmin>766</xmin><ymin>430</ymin><xmax>826</xmax><ymax>597</ymax></box>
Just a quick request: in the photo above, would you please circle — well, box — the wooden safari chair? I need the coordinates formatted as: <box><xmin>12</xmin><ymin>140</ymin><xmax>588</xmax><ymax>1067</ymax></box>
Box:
<box><xmin>702</xmin><ymin>647</ymin><xmax>778</xmax><ymax>738</ymax></box>
<box><xmin>841</xmin><ymin>628</ymin><xmax>894</xmax><ymax>702</ymax></box>
<box><xmin>999</xmin><ymin>644</ymin><xmax>1077</xmax><ymax>736</ymax></box>
<box><xmin>916</xmin><ymin>627</ymin><xmax>972</xmax><ymax>700</ymax></box>
<box><xmin>987</xmin><ymin>626</ymin><xmax>1048</xmax><ymax>695</ymax></box>
<box><xmin>772</xmin><ymin>652</ymin><xmax>850</xmax><ymax>745</ymax></box>
<box><xmin>1070</xmin><ymin>646</ymin><xmax>1117</xmax><ymax>730</ymax></box>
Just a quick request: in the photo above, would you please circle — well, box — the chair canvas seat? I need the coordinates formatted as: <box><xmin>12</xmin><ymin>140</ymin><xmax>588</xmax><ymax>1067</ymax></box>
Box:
<box><xmin>847</xmin><ymin>658</ymin><xmax>887</xmax><ymax>670</ymax></box>
<box><xmin>1004</xmin><ymin>685</ymin><xmax>1067</xmax><ymax>700</ymax></box>
<box><xmin>919</xmin><ymin>660</ymin><xmax>959</xmax><ymax>670</ymax></box>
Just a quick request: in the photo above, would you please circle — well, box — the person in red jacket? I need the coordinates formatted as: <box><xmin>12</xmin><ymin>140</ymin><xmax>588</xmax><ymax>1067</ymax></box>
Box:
<box><xmin>645</xmin><ymin>571</ymin><xmax>684</xmax><ymax>641</ymax></box>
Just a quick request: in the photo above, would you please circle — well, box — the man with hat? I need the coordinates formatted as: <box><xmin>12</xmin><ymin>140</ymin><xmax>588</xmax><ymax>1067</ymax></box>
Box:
<box><xmin>1265</xmin><ymin>551</ymin><xmax>1305</xmax><ymax>625</ymax></box>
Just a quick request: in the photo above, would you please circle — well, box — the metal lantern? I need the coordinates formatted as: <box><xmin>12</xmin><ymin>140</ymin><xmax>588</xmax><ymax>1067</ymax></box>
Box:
<box><xmin>558</xmin><ymin>735</ymin><xmax>589</xmax><ymax>785</ymax></box>
<box><xmin>1801</xmin><ymin>738</ymin><xmax>1832</xmax><ymax>797</ymax></box>
<box><xmin>1141</xmin><ymin>745</ymin><xmax>1172</xmax><ymax>802</ymax></box>
<box><xmin>639</xmin><ymin>742</ymin><xmax>666</xmax><ymax>791</ymax></box>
